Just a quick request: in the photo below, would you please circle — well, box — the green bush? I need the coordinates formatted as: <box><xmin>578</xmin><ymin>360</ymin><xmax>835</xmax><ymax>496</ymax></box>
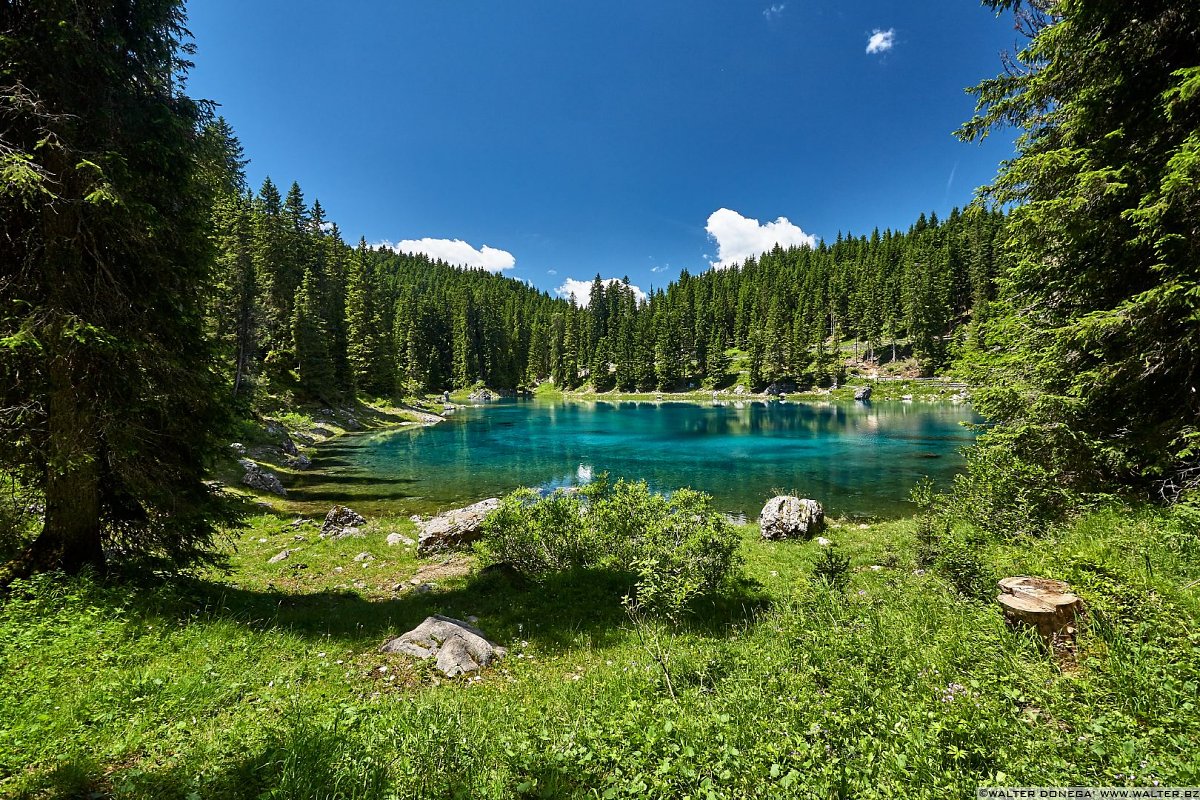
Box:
<box><xmin>478</xmin><ymin>488</ymin><xmax>594</xmax><ymax>574</ymax></box>
<box><xmin>480</xmin><ymin>479</ymin><xmax>742</xmax><ymax>622</ymax></box>
<box><xmin>811</xmin><ymin>546</ymin><xmax>851</xmax><ymax>593</ymax></box>
<box><xmin>950</xmin><ymin>442</ymin><xmax>1076</xmax><ymax>539</ymax></box>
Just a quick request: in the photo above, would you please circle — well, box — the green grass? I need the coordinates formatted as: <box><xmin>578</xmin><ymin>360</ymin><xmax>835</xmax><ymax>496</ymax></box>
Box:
<box><xmin>2</xmin><ymin>508</ymin><xmax>1197</xmax><ymax>798</ymax></box>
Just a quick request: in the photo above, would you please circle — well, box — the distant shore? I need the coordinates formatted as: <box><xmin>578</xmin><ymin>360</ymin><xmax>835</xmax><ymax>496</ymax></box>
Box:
<box><xmin>446</xmin><ymin>377</ymin><xmax>971</xmax><ymax>408</ymax></box>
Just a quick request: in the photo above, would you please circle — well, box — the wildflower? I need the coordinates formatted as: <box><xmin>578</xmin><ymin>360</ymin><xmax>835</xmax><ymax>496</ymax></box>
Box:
<box><xmin>940</xmin><ymin>682</ymin><xmax>967</xmax><ymax>703</ymax></box>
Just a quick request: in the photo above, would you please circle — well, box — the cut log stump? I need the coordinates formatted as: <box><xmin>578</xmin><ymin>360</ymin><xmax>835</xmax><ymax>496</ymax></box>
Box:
<box><xmin>997</xmin><ymin>576</ymin><xmax>1084</xmax><ymax>647</ymax></box>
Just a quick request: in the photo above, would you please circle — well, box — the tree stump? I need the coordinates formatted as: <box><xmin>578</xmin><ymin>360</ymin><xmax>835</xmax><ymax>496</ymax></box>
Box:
<box><xmin>996</xmin><ymin>577</ymin><xmax>1084</xmax><ymax>647</ymax></box>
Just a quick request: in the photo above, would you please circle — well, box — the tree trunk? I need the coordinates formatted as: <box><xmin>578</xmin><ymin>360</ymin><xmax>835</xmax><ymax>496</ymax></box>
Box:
<box><xmin>26</xmin><ymin>158</ymin><xmax>105</xmax><ymax>573</ymax></box>
<box><xmin>29</xmin><ymin>337</ymin><xmax>105</xmax><ymax>573</ymax></box>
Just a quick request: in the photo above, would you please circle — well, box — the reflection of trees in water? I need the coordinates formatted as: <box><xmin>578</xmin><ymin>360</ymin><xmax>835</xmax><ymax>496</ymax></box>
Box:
<box><xmin>329</xmin><ymin>401</ymin><xmax>980</xmax><ymax>518</ymax></box>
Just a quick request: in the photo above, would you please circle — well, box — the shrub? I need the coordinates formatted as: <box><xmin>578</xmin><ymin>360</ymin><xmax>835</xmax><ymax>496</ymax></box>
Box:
<box><xmin>480</xmin><ymin>479</ymin><xmax>742</xmax><ymax>622</ymax></box>
<box><xmin>478</xmin><ymin>488</ymin><xmax>593</xmax><ymax>574</ymax></box>
<box><xmin>950</xmin><ymin>442</ymin><xmax>1075</xmax><ymax>539</ymax></box>
<box><xmin>935</xmin><ymin>538</ymin><xmax>996</xmax><ymax>602</ymax></box>
<box><xmin>811</xmin><ymin>546</ymin><xmax>851</xmax><ymax>593</ymax></box>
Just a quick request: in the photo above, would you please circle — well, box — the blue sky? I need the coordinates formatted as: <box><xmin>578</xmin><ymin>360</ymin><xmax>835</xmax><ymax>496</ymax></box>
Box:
<box><xmin>186</xmin><ymin>1</ymin><xmax>1019</xmax><ymax>301</ymax></box>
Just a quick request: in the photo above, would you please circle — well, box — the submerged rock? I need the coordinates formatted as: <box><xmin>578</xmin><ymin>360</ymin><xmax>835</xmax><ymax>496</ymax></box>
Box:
<box><xmin>417</xmin><ymin>498</ymin><xmax>501</xmax><ymax>555</ymax></box>
<box><xmin>380</xmin><ymin>614</ymin><xmax>506</xmax><ymax>677</ymax></box>
<box><xmin>760</xmin><ymin>495</ymin><xmax>825</xmax><ymax>540</ymax></box>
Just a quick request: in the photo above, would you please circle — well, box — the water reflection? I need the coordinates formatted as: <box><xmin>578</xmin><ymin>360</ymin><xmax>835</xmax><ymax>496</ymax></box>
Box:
<box><xmin>295</xmin><ymin>398</ymin><xmax>980</xmax><ymax>519</ymax></box>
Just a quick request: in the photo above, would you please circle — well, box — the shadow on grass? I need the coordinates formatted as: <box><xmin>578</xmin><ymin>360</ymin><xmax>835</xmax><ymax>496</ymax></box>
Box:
<box><xmin>17</xmin><ymin>709</ymin><xmax>494</xmax><ymax>800</ymax></box>
<box><xmin>132</xmin><ymin>564</ymin><xmax>772</xmax><ymax>655</ymax></box>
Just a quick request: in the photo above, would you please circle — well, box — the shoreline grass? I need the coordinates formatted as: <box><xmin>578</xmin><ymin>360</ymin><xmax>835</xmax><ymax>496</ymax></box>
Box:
<box><xmin>2</xmin><ymin>504</ymin><xmax>1197</xmax><ymax>798</ymax></box>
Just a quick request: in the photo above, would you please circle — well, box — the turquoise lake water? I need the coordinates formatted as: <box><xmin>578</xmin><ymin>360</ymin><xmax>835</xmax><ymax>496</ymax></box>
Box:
<box><xmin>290</xmin><ymin>399</ymin><xmax>980</xmax><ymax>520</ymax></box>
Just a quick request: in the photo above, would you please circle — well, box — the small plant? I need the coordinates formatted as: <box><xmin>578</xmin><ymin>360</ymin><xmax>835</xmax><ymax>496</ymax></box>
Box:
<box><xmin>911</xmin><ymin>476</ymin><xmax>943</xmax><ymax>568</ymax></box>
<box><xmin>622</xmin><ymin>595</ymin><xmax>677</xmax><ymax>700</ymax></box>
<box><xmin>811</xmin><ymin>546</ymin><xmax>851</xmax><ymax>593</ymax></box>
<box><xmin>936</xmin><ymin>539</ymin><xmax>995</xmax><ymax>602</ymax></box>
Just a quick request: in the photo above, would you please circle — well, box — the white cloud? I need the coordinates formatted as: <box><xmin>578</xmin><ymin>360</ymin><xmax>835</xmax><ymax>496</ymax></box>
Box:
<box><xmin>547</xmin><ymin>268</ymin><xmax>558</xmax><ymax>275</ymax></box>
<box><xmin>763</xmin><ymin>4</ymin><xmax>785</xmax><ymax>20</ymax></box>
<box><xmin>555</xmin><ymin>277</ymin><xmax>647</xmax><ymax>307</ymax></box>
<box><xmin>381</xmin><ymin>237</ymin><xmax>515</xmax><ymax>271</ymax></box>
<box><xmin>866</xmin><ymin>28</ymin><xmax>895</xmax><ymax>54</ymax></box>
<box><xmin>651</xmin><ymin>265</ymin><xmax>670</xmax><ymax>274</ymax></box>
<box><xmin>705</xmin><ymin>208</ymin><xmax>816</xmax><ymax>269</ymax></box>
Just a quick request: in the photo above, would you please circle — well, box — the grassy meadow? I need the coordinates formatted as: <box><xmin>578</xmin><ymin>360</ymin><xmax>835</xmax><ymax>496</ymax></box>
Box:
<box><xmin>2</xmin><ymin>503</ymin><xmax>1198</xmax><ymax>799</ymax></box>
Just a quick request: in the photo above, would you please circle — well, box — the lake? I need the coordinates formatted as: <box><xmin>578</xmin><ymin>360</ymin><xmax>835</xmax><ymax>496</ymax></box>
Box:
<box><xmin>288</xmin><ymin>398</ymin><xmax>980</xmax><ymax>520</ymax></box>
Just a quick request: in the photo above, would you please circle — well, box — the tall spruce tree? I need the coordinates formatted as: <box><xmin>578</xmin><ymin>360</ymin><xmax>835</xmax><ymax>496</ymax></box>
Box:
<box><xmin>1</xmin><ymin>0</ymin><xmax>232</xmax><ymax>577</ymax></box>
<box><xmin>959</xmin><ymin>0</ymin><xmax>1200</xmax><ymax>498</ymax></box>
<box><xmin>292</xmin><ymin>268</ymin><xmax>334</xmax><ymax>402</ymax></box>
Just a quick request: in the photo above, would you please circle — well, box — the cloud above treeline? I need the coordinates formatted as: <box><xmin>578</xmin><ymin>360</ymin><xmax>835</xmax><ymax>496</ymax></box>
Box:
<box><xmin>379</xmin><ymin>237</ymin><xmax>516</xmax><ymax>271</ymax></box>
<box><xmin>705</xmin><ymin>208</ymin><xmax>816</xmax><ymax>269</ymax></box>
<box><xmin>555</xmin><ymin>277</ymin><xmax>647</xmax><ymax>308</ymax></box>
<box><xmin>866</xmin><ymin>28</ymin><xmax>895</xmax><ymax>54</ymax></box>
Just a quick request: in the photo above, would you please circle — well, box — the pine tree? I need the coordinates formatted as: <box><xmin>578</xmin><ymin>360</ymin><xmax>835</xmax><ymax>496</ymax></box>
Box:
<box><xmin>706</xmin><ymin>328</ymin><xmax>730</xmax><ymax>387</ymax></box>
<box><xmin>345</xmin><ymin>240</ymin><xmax>373</xmax><ymax>397</ymax></box>
<box><xmin>1</xmin><ymin>0</ymin><xmax>233</xmax><ymax>577</ymax></box>
<box><xmin>292</xmin><ymin>268</ymin><xmax>334</xmax><ymax>401</ymax></box>
<box><xmin>958</xmin><ymin>0</ymin><xmax>1200</xmax><ymax>494</ymax></box>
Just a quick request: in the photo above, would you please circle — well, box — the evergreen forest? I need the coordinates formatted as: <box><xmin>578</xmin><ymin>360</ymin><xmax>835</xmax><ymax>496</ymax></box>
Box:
<box><xmin>203</xmin><ymin>125</ymin><xmax>1009</xmax><ymax>403</ymax></box>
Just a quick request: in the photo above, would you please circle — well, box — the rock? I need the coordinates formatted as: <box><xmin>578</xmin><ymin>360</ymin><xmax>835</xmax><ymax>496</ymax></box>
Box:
<box><xmin>321</xmin><ymin>505</ymin><xmax>367</xmax><ymax>539</ymax></box>
<box><xmin>286</xmin><ymin>453</ymin><xmax>312</xmax><ymax>470</ymax></box>
<box><xmin>238</xmin><ymin>458</ymin><xmax>287</xmax><ymax>497</ymax></box>
<box><xmin>387</xmin><ymin>532</ymin><xmax>415</xmax><ymax>547</ymax></box>
<box><xmin>268</xmin><ymin>548</ymin><xmax>294</xmax><ymax>563</ymax></box>
<box><xmin>734</xmin><ymin>385</ymin><xmax>746</xmax><ymax>395</ymax></box>
<box><xmin>478</xmin><ymin>561</ymin><xmax>527</xmax><ymax>587</ymax></box>
<box><xmin>280</xmin><ymin>435</ymin><xmax>299</xmax><ymax>457</ymax></box>
<box><xmin>413</xmin><ymin>583</ymin><xmax>434</xmax><ymax>594</ymax></box>
<box><xmin>901</xmin><ymin>394</ymin><xmax>913</xmax><ymax>402</ymax></box>
<box><xmin>759</xmin><ymin>495</ymin><xmax>825</xmax><ymax>540</ymax></box>
<box><xmin>854</xmin><ymin>385</ymin><xmax>872</xmax><ymax>401</ymax></box>
<box><xmin>468</xmin><ymin>388</ymin><xmax>496</xmax><ymax>403</ymax></box>
<box><xmin>997</xmin><ymin>577</ymin><xmax>1084</xmax><ymax>647</ymax></box>
<box><xmin>380</xmin><ymin>615</ymin><xmax>506</xmax><ymax>677</ymax></box>
<box><xmin>229</xmin><ymin>442</ymin><xmax>247</xmax><ymax>455</ymax></box>
<box><xmin>353</xmin><ymin>552</ymin><xmax>374</xmax><ymax>562</ymax></box>
<box><xmin>417</xmin><ymin>498</ymin><xmax>501</xmax><ymax>555</ymax></box>
<box><xmin>816</xmin><ymin>536</ymin><xmax>832</xmax><ymax>547</ymax></box>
